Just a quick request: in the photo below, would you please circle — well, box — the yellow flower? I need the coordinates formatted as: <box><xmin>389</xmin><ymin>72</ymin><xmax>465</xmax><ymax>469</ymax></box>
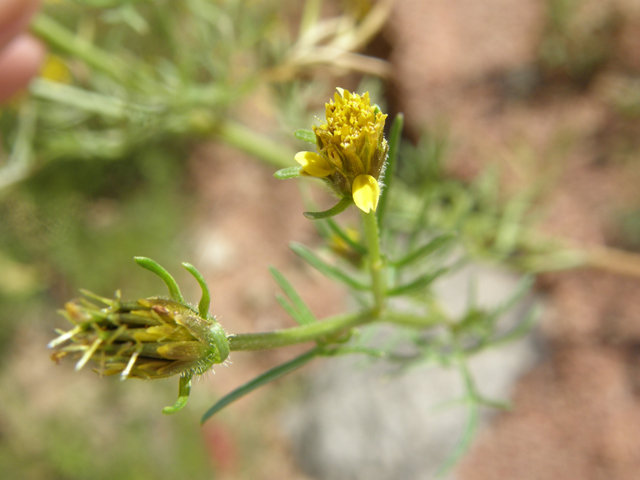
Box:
<box><xmin>40</xmin><ymin>55</ymin><xmax>72</xmax><ymax>84</ymax></box>
<box><xmin>295</xmin><ymin>88</ymin><xmax>388</xmax><ymax>213</ymax></box>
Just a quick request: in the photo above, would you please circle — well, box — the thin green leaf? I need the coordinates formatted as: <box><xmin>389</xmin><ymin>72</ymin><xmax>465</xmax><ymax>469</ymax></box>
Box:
<box><xmin>479</xmin><ymin>305</ymin><xmax>540</xmax><ymax>351</ymax></box>
<box><xmin>485</xmin><ymin>274</ymin><xmax>535</xmax><ymax>326</ymax></box>
<box><xmin>274</xmin><ymin>166</ymin><xmax>304</xmax><ymax>179</ymax></box>
<box><xmin>391</xmin><ymin>232</ymin><xmax>457</xmax><ymax>268</ymax></box>
<box><xmin>182</xmin><ymin>263</ymin><xmax>211</xmax><ymax>318</ymax></box>
<box><xmin>299</xmin><ymin>183</ymin><xmax>332</xmax><ymax>239</ymax></box>
<box><xmin>494</xmin><ymin>196</ymin><xmax>530</xmax><ymax>255</ymax></box>
<box><xmin>0</xmin><ymin>101</ymin><xmax>37</xmax><ymax>192</ymax></box>
<box><xmin>201</xmin><ymin>349</ymin><xmax>319</xmax><ymax>424</ymax></box>
<box><xmin>435</xmin><ymin>346</ymin><xmax>481</xmax><ymax>477</ymax></box>
<box><xmin>294</xmin><ymin>129</ymin><xmax>316</xmax><ymax>143</ymax></box>
<box><xmin>304</xmin><ymin>197</ymin><xmax>353</xmax><ymax>220</ymax></box>
<box><xmin>377</xmin><ymin>113</ymin><xmax>403</xmax><ymax>229</ymax></box>
<box><xmin>134</xmin><ymin>257</ymin><xmax>184</xmax><ymax>303</ymax></box>
<box><xmin>31</xmin><ymin>15</ymin><xmax>127</xmax><ymax>81</ymax></box>
<box><xmin>326</xmin><ymin>218</ymin><xmax>367</xmax><ymax>255</ymax></box>
<box><xmin>436</xmin><ymin>404</ymin><xmax>479</xmax><ymax>477</ymax></box>
<box><xmin>269</xmin><ymin>266</ymin><xmax>316</xmax><ymax>325</ymax></box>
<box><xmin>290</xmin><ymin>242</ymin><xmax>369</xmax><ymax>290</ymax></box>
<box><xmin>387</xmin><ymin>267</ymin><xmax>448</xmax><ymax>296</ymax></box>
<box><xmin>275</xmin><ymin>294</ymin><xmax>304</xmax><ymax>324</ymax></box>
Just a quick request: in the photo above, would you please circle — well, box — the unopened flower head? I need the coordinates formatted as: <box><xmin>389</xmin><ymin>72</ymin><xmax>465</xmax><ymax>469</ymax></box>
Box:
<box><xmin>295</xmin><ymin>88</ymin><xmax>389</xmax><ymax>213</ymax></box>
<box><xmin>49</xmin><ymin>291</ymin><xmax>230</xmax><ymax>380</ymax></box>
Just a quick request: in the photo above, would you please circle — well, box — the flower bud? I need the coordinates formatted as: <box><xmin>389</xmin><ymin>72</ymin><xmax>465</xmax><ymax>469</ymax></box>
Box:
<box><xmin>50</xmin><ymin>292</ymin><xmax>230</xmax><ymax>380</ymax></box>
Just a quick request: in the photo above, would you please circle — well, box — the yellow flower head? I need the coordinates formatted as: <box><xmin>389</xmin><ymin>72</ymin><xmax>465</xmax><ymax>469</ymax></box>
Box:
<box><xmin>295</xmin><ymin>88</ymin><xmax>388</xmax><ymax>213</ymax></box>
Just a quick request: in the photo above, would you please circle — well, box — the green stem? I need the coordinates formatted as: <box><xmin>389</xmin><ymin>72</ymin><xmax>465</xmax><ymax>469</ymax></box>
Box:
<box><xmin>30</xmin><ymin>79</ymin><xmax>141</xmax><ymax>119</ymax></box>
<box><xmin>382</xmin><ymin>310</ymin><xmax>447</xmax><ymax>328</ymax></box>
<box><xmin>30</xmin><ymin>14</ymin><xmax>127</xmax><ymax>82</ymax></box>
<box><xmin>214</xmin><ymin>121</ymin><xmax>294</xmax><ymax>169</ymax></box>
<box><xmin>0</xmin><ymin>101</ymin><xmax>37</xmax><ymax>194</ymax></box>
<box><xmin>362</xmin><ymin>209</ymin><xmax>386</xmax><ymax>315</ymax></box>
<box><xmin>228</xmin><ymin>312</ymin><xmax>369</xmax><ymax>351</ymax></box>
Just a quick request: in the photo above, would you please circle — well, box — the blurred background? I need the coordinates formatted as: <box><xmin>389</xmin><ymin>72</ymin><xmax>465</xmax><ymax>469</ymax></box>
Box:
<box><xmin>2</xmin><ymin>0</ymin><xmax>640</xmax><ymax>479</ymax></box>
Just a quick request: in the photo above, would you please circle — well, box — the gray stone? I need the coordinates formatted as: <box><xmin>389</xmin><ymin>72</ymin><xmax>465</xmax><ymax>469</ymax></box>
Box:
<box><xmin>284</xmin><ymin>264</ymin><xmax>544</xmax><ymax>480</ymax></box>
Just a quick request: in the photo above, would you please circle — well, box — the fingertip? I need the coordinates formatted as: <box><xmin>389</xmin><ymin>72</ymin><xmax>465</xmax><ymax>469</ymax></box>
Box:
<box><xmin>0</xmin><ymin>34</ymin><xmax>46</xmax><ymax>104</ymax></box>
<box><xmin>0</xmin><ymin>0</ymin><xmax>42</xmax><ymax>49</ymax></box>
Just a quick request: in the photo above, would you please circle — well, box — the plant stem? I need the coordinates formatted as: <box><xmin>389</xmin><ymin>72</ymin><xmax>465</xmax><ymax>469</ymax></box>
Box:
<box><xmin>0</xmin><ymin>101</ymin><xmax>37</xmax><ymax>194</ymax></box>
<box><xmin>362</xmin><ymin>209</ymin><xmax>386</xmax><ymax>315</ymax></box>
<box><xmin>382</xmin><ymin>310</ymin><xmax>447</xmax><ymax>328</ymax></box>
<box><xmin>228</xmin><ymin>312</ymin><xmax>370</xmax><ymax>351</ymax></box>
<box><xmin>30</xmin><ymin>14</ymin><xmax>127</xmax><ymax>81</ymax></box>
<box><xmin>584</xmin><ymin>246</ymin><xmax>640</xmax><ymax>278</ymax></box>
<box><xmin>215</xmin><ymin>121</ymin><xmax>294</xmax><ymax>169</ymax></box>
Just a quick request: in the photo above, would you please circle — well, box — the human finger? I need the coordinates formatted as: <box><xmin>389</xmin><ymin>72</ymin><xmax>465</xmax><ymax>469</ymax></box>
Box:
<box><xmin>0</xmin><ymin>34</ymin><xmax>45</xmax><ymax>103</ymax></box>
<box><xmin>0</xmin><ymin>0</ymin><xmax>41</xmax><ymax>50</ymax></box>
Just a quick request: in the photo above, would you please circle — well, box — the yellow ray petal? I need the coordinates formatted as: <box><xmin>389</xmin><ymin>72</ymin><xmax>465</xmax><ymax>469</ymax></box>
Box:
<box><xmin>295</xmin><ymin>151</ymin><xmax>332</xmax><ymax>177</ymax></box>
<box><xmin>352</xmin><ymin>175</ymin><xmax>380</xmax><ymax>213</ymax></box>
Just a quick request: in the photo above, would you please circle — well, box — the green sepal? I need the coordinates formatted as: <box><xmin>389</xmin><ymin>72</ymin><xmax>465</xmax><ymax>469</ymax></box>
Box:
<box><xmin>274</xmin><ymin>166</ymin><xmax>304</xmax><ymax>179</ymax></box>
<box><xmin>289</xmin><ymin>242</ymin><xmax>369</xmax><ymax>291</ymax></box>
<box><xmin>182</xmin><ymin>262</ymin><xmax>211</xmax><ymax>318</ymax></box>
<box><xmin>269</xmin><ymin>266</ymin><xmax>316</xmax><ymax>325</ymax></box>
<box><xmin>294</xmin><ymin>129</ymin><xmax>316</xmax><ymax>143</ymax></box>
<box><xmin>201</xmin><ymin>349</ymin><xmax>318</xmax><ymax>424</ymax></box>
<box><xmin>134</xmin><ymin>257</ymin><xmax>185</xmax><ymax>303</ymax></box>
<box><xmin>303</xmin><ymin>197</ymin><xmax>353</xmax><ymax>220</ymax></box>
<box><xmin>162</xmin><ymin>374</ymin><xmax>192</xmax><ymax>415</ymax></box>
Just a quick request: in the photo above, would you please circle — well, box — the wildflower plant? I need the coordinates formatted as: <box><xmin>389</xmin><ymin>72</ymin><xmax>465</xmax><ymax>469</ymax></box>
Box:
<box><xmin>49</xmin><ymin>88</ymin><xmax>537</xmax><ymax>471</ymax></box>
<box><xmin>0</xmin><ymin>0</ymin><xmax>563</xmax><ymax>473</ymax></box>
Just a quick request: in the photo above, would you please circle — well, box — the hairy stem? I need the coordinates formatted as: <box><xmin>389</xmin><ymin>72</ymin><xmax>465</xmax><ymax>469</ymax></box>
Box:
<box><xmin>228</xmin><ymin>312</ymin><xmax>370</xmax><ymax>351</ymax></box>
<box><xmin>362</xmin><ymin>209</ymin><xmax>386</xmax><ymax>315</ymax></box>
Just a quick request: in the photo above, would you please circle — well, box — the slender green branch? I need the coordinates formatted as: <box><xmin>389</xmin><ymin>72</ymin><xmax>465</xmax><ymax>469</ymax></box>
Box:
<box><xmin>0</xmin><ymin>101</ymin><xmax>37</xmax><ymax>194</ymax></box>
<box><xmin>29</xmin><ymin>79</ymin><xmax>143</xmax><ymax>120</ymax></box>
<box><xmin>362</xmin><ymin>210</ymin><xmax>386</xmax><ymax>315</ymax></box>
<box><xmin>228</xmin><ymin>312</ymin><xmax>370</xmax><ymax>351</ymax></box>
<box><xmin>215</xmin><ymin>121</ymin><xmax>294</xmax><ymax>169</ymax></box>
<box><xmin>31</xmin><ymin>14</ymin><xmax>127</xmax><ymax>81</ymax></box>
<box><xmin>382</xmin><ymin>310</ymin><xmax>447</xmax><ymax>329</ymax></box>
